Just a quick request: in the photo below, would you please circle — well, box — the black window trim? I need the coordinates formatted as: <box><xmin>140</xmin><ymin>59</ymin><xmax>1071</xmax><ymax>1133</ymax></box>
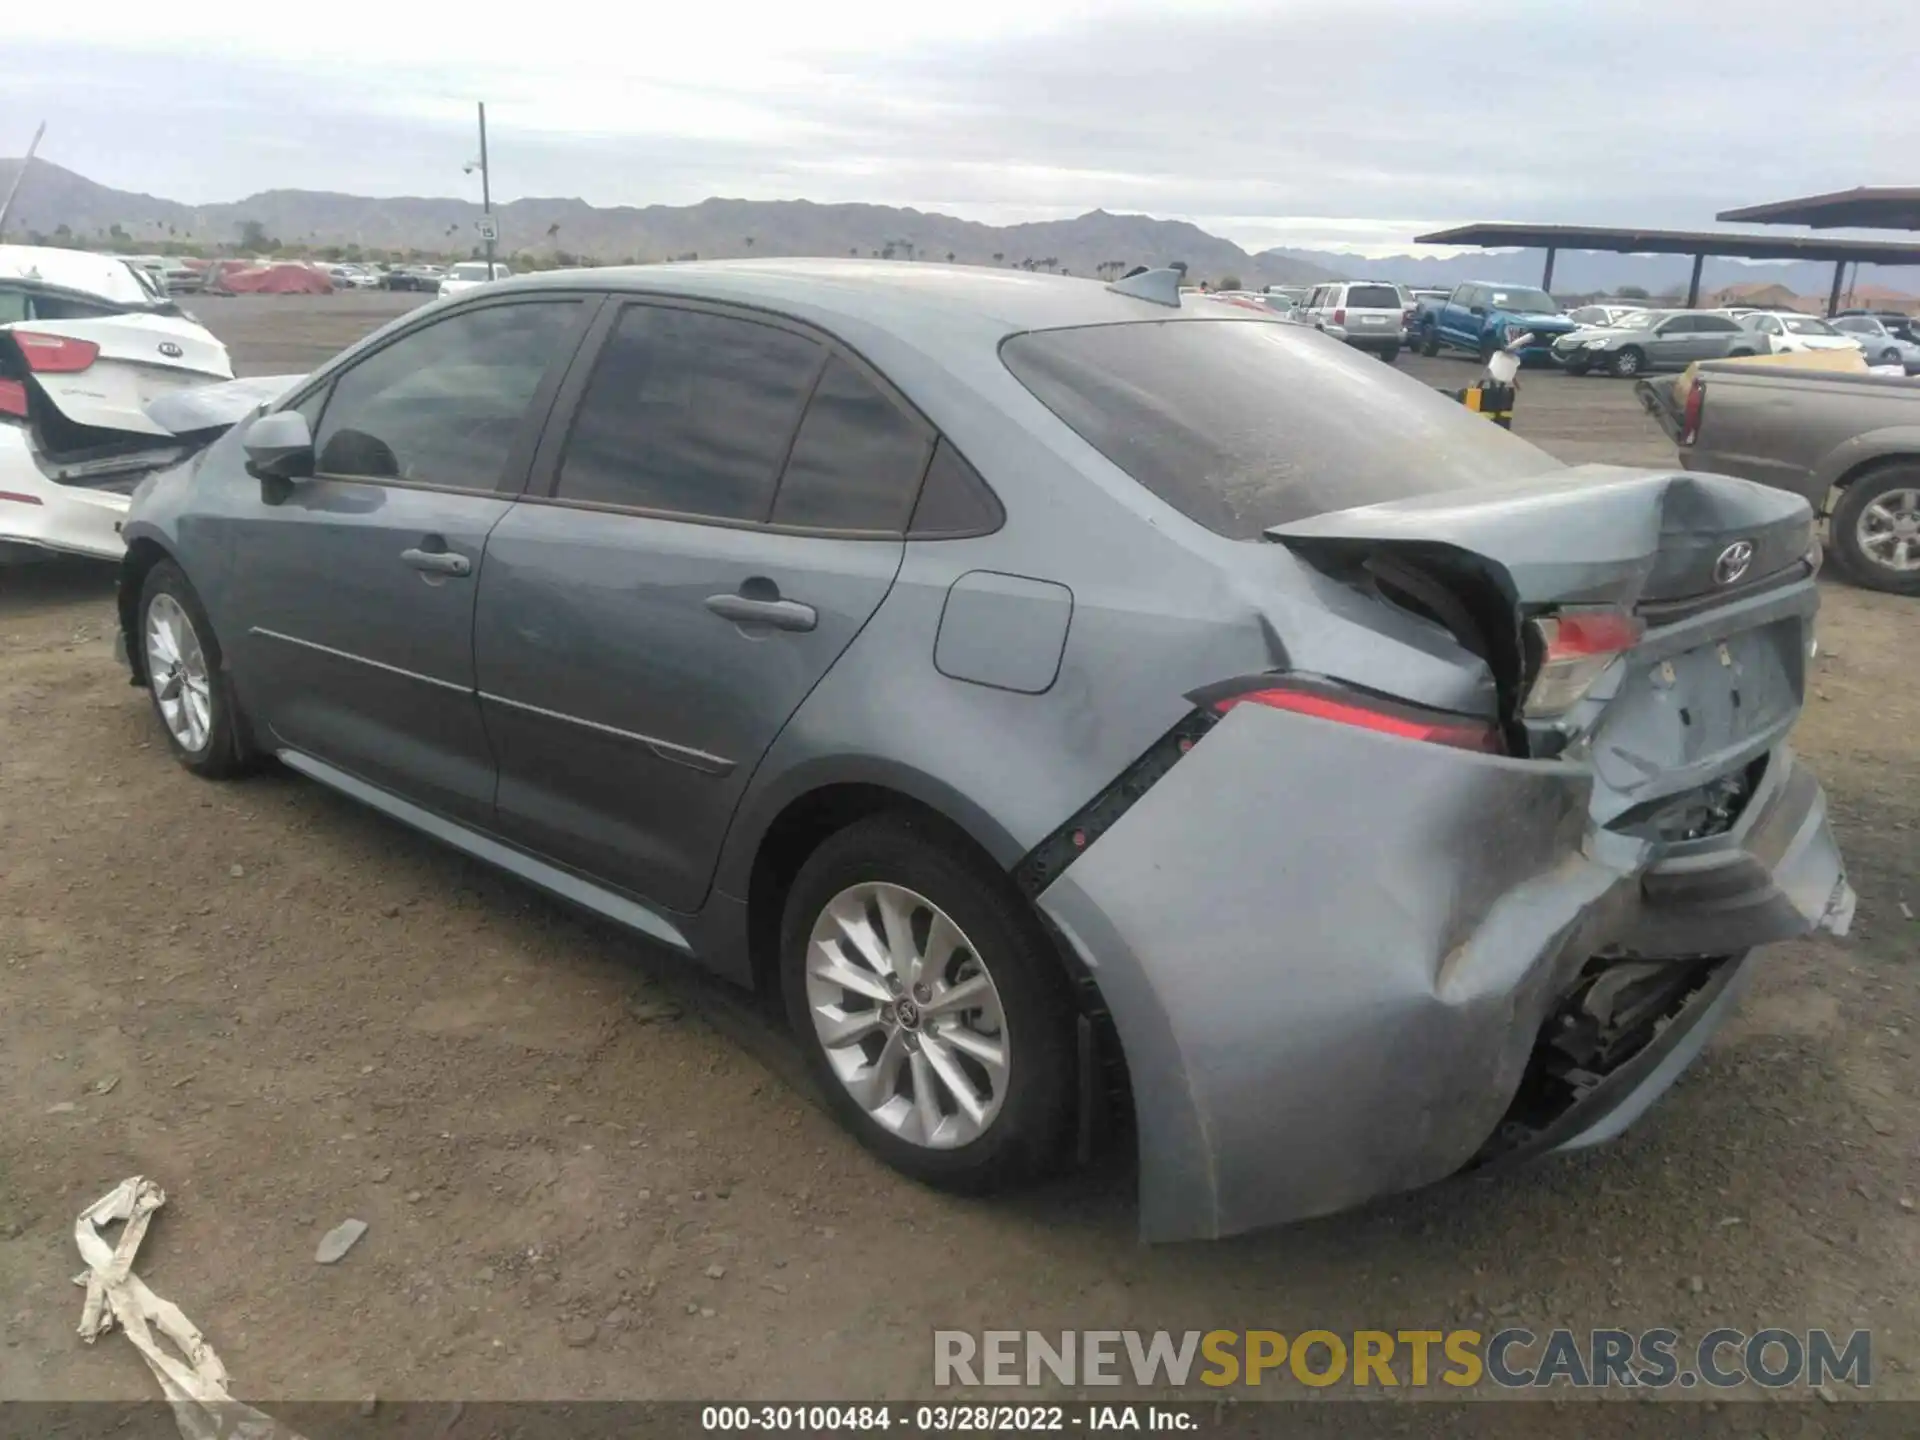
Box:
<box><xmin>285</xmin><ymin>290</ymin><xmax>606</xmax><ymax>497</ymax></box>
<box><xmin>520</xmin><ymin>292</ymin><xmax>996</xmax><ymax>541</ymax></box>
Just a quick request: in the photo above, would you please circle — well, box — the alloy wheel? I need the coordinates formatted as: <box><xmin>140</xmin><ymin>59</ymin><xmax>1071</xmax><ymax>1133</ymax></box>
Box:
<box><xmin>804</xmin><ymin>882</ymin><xmax>1010</xmax><ymax>1149</ymax></box>
<box><xmin>144</xmin><ymin>593</ymin><xmax>214</xmax><ymax>753</ymax></box>
<box><xmin>1857</xmin><ymin>487</ymin><xmax>1920</xmax><ymax>574</ymax></box>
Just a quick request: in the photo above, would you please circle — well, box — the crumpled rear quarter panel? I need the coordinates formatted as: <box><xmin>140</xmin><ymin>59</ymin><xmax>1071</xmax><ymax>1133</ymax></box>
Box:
<box><xmin>1038</xmin><ymin>702</ymin><xmax>1631</xmax><ymax>1242</ymax></box>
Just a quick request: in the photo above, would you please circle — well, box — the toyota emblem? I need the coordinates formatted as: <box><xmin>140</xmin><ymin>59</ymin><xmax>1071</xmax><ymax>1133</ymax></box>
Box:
<box><xmin>157</xmin><ymin>341</ymin><xmax>184</xmax><ymax>358</ymax></box>
<box><xmin>1714</xmin><ymin>540</ymin><xmax>1755</xmax><ymax>587</ymax></box>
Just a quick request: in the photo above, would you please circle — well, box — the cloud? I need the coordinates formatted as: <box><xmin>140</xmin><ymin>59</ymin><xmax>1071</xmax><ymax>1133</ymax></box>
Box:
<box><xmin>5</xmin><ymin>0</ymin><xmax>1916</xmax><ymax>252</ymax></box>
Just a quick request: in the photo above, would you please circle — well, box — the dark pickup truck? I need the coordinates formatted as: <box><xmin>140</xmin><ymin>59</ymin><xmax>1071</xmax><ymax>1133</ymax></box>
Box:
<box><xmin>1641</xmin><ymin>362</ymin><xmax>1920</xmax><ymax>594</ymax></box>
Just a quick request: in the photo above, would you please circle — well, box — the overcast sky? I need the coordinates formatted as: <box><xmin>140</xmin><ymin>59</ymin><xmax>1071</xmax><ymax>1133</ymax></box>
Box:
<box><xmin>7</xmin><ymin>0</ymin><xmax>1917</xmax><ymax>256</ymax></box>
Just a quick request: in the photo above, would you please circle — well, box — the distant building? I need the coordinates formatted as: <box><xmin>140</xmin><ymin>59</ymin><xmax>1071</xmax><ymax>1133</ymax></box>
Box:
<box><xmin>1847</xmin><ymin>283</ymin><xmax>1920</xmax><ymax>315</ymax></box>
<box><xmin>1706</xmin><ymin>280</ymin><xmax>1809</xmax><ymax>312</ymax></box>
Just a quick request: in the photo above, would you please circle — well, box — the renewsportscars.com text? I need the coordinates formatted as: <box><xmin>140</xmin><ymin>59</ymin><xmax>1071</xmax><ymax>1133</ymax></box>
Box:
<box><xmin>933</xmin><ymin>1328</ymin><xmax>1870</xmax><ymax>1391</ymax></box>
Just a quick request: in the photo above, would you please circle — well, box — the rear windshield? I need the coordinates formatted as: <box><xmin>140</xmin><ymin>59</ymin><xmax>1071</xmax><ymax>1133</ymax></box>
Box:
<box><xmin>1001</xmin><ymin>318</ymin><xmax>1558</xmax><ymax>538</ymax></box>
<box><xmin>1345</xmin><ymin>284</ymin><xmax>1402</xmax><ymax>309</ymax></box>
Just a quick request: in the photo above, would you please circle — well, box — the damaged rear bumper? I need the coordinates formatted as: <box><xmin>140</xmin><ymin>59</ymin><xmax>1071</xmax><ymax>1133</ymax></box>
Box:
<box><xmin>1036</xmin><ymin>703</ymin><xmax>1850</xmax><ymax>1243</ymax></box>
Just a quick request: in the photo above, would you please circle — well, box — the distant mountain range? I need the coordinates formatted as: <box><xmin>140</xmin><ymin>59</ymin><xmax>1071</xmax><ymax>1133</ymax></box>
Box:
<box><xmin>0</xmin><ymin>159</ymin><xmax>1341</xmax><ymax>288</ymax></box>
<box><xmin>1258</xmin><ymin>246</ymin><xmax>1920</xmax><ymax>299</ymax></box>
<box><xmin>7</xmin><ymin>158</ymin><xmax>1911</xmax><ymax>301</ymax></box>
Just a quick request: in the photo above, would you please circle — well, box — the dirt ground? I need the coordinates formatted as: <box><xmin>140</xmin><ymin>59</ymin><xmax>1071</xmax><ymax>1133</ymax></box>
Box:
<box><xmin>2</xmin><ymin>292</ymin><xmax>1916</xmax><ymax>1406</ymax></box>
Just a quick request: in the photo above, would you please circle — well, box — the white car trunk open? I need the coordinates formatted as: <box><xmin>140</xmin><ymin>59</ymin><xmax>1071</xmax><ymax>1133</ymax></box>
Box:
<box><xmin>10</xmin><ymin>313</ymin><xmax>233</xmax><ymax>435</ymax></box>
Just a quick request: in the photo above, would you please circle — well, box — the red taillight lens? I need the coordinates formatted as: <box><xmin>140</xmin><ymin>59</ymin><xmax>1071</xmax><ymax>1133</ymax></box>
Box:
<box><xmin>13</xmin><ymin>331</ymin><xmax>100</xmax><ymax>374</ymax></box>
<box><xmin>1403</xmin><ymin>307</ymin><xmax>1415</xmax><ymax>325</ymax></box>
<box><xmin>1525</xmin><ymin>609</ymin><xmax>1645</xmax><ymax>717</ymax></box>
<box><xmin>1333</xmin><ymin>307</ymin><xmax>1347</xmax><ymax>326</ymax></box>
<box><xmin>1681</xmin><ymin>379</ymin><xmax>1704</xmax><ymax>445</ymax></box>
<box><xmin>1201</xmin><ymin>678</ymin><xmax>1505</xmax><ymax>753</ymax></box>
<box><xmin>0</xmin><ymin>378</ymin><xmax>25</xmax><ymax>419</ymax></box>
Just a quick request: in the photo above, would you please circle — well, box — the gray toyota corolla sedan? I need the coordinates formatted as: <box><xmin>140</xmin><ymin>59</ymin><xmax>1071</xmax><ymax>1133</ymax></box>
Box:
<box><xmin>117</xmin><ymin>260</ymin><xmax>1853</xmax><ymax>1241</ymax></box>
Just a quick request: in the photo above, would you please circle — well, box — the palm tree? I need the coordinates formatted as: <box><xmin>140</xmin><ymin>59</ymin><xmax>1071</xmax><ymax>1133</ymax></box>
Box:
<box><xmin>992</xmin><ymin>252</ymin><xmax>1004</xmax><ymax>265</ymax></box>
<box><xmin>946</xmin><ymin>251</ymin><xmax>956</xmax><ymax>264</ymax></box>
<box><xmin>743</xmin><ymin>236</ymin><xmax>755</xmax><ymax>250</ymax></box>
<box><xmin>849</xmin><ymin>247</ymin><xmax>860</xmax><ymax>256</ymax></box>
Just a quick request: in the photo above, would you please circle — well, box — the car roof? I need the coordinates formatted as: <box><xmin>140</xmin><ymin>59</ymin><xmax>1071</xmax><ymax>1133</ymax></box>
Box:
<box><xmin>0</xmin><ymin>243</ymin><xmax>156</xmax><ymax>305</ymax></box>
<box><xmin>489</xmin><ymin>258</ymin><xmax>1262</xmax><ymax>343</ymax></box>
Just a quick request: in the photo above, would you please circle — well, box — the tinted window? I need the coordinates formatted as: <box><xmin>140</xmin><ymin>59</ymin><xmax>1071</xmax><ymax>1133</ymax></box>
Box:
<box><xmin>1346</xmin><ymin>284</ymin><xmax>1401</xmax><ymax>309</ymax></box>
<box><xmin>770</xmin><ymin>356</ymin><xmax>933</xmax><ymax>531</ymax></box>
<box><xmin>1694</xmin><ymin>315</ymin><xmax>1741</xmax><ymax>333</ymax></box>
<box><xmin>1001</xmin><ymin>319</ymin><xmax>1557</xmax><ymax>539</ymax></box>
<box><xmin>313</xmin><ymin>300</ymin><xmax>578</xmax><ymax>486</ymax></box>
<box><xmin>908</xmin><ymin>439</ymin><xmax>1004</xmax><ymax>538</ymax></box>
<box><xmin>556</xmin><ymin>305</ymin><xmax>823</xmax><ymax>520</ymax></box>
<box><xmin>1657</xmin><ymin>316</ymin><xmax>1695</xmax><ymax>334</ymax></box>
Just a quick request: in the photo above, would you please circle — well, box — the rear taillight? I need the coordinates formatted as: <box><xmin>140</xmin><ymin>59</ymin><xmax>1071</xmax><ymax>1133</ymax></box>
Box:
<box><xmin>1524</xmin><ymin>609</ymin><xmax>1645</xmax><ymax>718</ymax></box>
<box><xmin>13</xmin><ymin>331</ymin><xmax>100</xmax><ymax>373</ymax></box>
<box><xmin>1402</xmin><ymin>307</ymin><xmax>1415</xmax><ymax>326</ymax></box>
<box><xmin>1196</xmin><ymin>676</ymin><xmax>1505</xmax><ymax>753</ymax></box>
<box><xmin>0</xmin><ymin>378</ymin><xmax>25</xmax><ymax>419</ymax></box>
<box><xmin>1681</xmin><ymin>379</ymin><xmax>1704</xmax><ymax>445</ymax></box>
<box><xmin>1333</xmin><ymin>307</ymin><xmax>1347</xmax><ymax>326</ymax></box>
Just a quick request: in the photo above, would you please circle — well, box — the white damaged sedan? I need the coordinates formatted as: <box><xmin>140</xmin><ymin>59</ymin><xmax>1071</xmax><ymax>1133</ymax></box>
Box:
<box><xmin>1</xmin><ymin>245</ymin><xmax>236</xmax><ymax>561</ymax></box>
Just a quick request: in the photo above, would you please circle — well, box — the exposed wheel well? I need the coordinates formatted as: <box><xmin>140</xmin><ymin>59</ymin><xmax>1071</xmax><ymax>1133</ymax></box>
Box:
<box><xmin>744</xmin><ymin>781</ymin><xmax>1135</xmax><ymax>1150</ymax></box>
<box><xmin>117</xmin><ymin>538</ymin><xmax>173</xmax><ymax>684</ymax></box>
<box><xmin>745</xmin><ymin>783</ymin><xmax>1003</xmax><ymax>1000</ymax></box>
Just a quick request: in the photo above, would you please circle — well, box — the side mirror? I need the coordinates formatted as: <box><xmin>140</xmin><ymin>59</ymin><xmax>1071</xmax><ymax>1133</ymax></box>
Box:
<box><xmin>1468</xmin><ymin>305</ymin><xmax>1485</xmax><ymax>317</ymax></box>
<box><xmin>244</xmin><ymin>410</ymin><xmax>315</xmax><ymax>482</ymax></box>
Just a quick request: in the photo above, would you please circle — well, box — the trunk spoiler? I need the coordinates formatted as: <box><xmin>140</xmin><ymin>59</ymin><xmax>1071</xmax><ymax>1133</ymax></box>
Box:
<box><xmin>1266</xmin><ymin>465</ymin><xmax>1813</xmax><ymax>610</ymax></box>
<box><xmin>141</xmin><ymin>374</ymin><xmax>305</xmax><ymax>437</ymax></box>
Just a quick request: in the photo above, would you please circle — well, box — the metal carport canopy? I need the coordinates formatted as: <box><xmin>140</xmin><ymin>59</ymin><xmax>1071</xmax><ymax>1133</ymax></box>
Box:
<box><xmin>1717</xmin><ymin>187</ymin><xmax>1920</xmax><ymax>231</ymax></box>
<box><xmin>1413</xmin><ymin>222</ymin><xmax>1920</xmax><ymax>313</ymax></box>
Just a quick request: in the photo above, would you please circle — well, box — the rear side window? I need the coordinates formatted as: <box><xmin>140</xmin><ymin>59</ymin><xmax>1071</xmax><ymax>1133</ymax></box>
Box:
<box><xmin>1001</xmin><ymin>318</ymin><xmax>1558</xmax><ymax>538</ymax></box>
<box><xmin>1346</xmin><ymin>285</ymin><xmax>1400</xmax><ymax>309</ymax></box>
<box><xmin>556</xmin><ymin>305</ymin><xmax>824</xmax><ymax>520</ymax></box>
<box><xmin>770</xmin><ymin>355</ymin><xmax>934</xmax><ymax>531</ymax></box>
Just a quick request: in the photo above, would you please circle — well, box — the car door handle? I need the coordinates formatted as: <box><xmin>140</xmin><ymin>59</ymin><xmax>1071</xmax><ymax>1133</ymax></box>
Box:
<box><xmin>704</xmin><ymin>594</ymin><xmax>817</xmax><ymax>632</ymax></box>
<box><xmin>401</xmin><ymin>547</ymin><xmax>471</xmax><ymax>577</ymax></box>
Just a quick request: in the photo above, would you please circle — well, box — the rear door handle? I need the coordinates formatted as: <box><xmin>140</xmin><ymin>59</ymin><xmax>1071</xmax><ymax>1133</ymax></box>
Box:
<box><xmin>704</xmin><ymin>594</ymin><xmax>817</xmax><ymax>632</ymax></box>
<box><xmin>401</xmin><ymin>547</ymin><xmax>472</xmax><ymax>577</ymax></box>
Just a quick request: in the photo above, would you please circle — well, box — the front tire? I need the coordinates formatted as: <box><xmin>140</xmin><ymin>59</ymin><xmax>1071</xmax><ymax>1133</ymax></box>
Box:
<box><xmin>139</xmin><ymin>560</ymin><xmax>255</xmax><ymax>777</ymax></box>
<box><xmin>1829</xmin><ymin>466</ymin><xmax>1920</xmax><ymax>595</ymax></box>
<box><xmin>780</xmin><ymin>814</ymin><xmax>1076</xmax><ymax>1194</ymax></box>
<box><xmin>1564</xmin><ymin>357</ymin><xmax>1592</xmax><ymax>376</ymax></box>
<box><xmin>1420</xmin><ymin>326</ymin><xmax>1439</xmax><ymax>358</ymax></box>
<box><xmin>1609</xmin><ymin>347</ymin><xmax>1645</xmax><ymax>378</ymax></box>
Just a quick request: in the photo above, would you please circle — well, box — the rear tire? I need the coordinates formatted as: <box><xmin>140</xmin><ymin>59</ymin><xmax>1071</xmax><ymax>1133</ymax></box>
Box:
<box><xmin>1829</xmin><ymin>466</ymin><xmax>1920</xmax><ymax>595</ymax></box>
<box><xmin>138</xmin><ymin>560</ymin><xmax>257</xmax><ymax>777</ymax></box>
<box><xmin>780</xmin><ymin>814</ymin><xmax>1077</xmax><ymax>1194</ymax></box>
<box><xmin>1609</xmin><ymin>347</ymin><xmax>1646</xmax><ymax>378</ymax></box>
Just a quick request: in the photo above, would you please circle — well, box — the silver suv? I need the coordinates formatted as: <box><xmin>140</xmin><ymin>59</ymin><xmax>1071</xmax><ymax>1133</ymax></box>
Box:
<box><xmin>1299</xmin><ymin>280</ymin><xmax>1410</xmax><ymax>362</ymax></box>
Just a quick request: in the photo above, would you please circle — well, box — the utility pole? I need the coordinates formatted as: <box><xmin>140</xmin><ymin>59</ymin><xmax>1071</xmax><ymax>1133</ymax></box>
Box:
<box><xmin>0</xmin><ymin>121</ymin><xmax>48</xmax><ymax>243</ymax></box>
<box><xmin>477</xmin><ymin>103</ymin><xmax>496</xmax><ymax>275</ymax></box>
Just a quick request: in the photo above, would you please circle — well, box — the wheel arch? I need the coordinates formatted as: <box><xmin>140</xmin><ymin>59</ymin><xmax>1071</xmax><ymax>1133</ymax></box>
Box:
<box><xmin>729</xmin><ymin>763</ymin><xmax>1024</xmax><ymax>998</ymax></box>
<box><xmin>117</xmin><ymin>535</ymin><xmax>178</xmax><ymax>685</ymax></box>
<box><xmin>735</xmin><ymin>768</ymin><xmax>1134</xmax><ymax>1152</ymax></box>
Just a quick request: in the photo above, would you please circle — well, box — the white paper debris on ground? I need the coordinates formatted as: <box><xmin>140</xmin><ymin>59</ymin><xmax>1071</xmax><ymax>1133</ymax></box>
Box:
<box><xmin>74</xmin><ymin>1176</ymin><xmax>304</xmax><ymax>1440</ymax></box>
<box><xmin>314</xmin><ymin>1218</ymin><xmax>367</xmax><ymax>1265</ymax></box>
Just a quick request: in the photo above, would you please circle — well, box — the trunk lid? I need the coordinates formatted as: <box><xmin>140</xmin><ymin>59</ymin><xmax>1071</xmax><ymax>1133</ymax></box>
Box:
<box><xmin>1</xmin><ymin>314</ymin><xmax>233</xmax><ymax>435</ymax></box>
<box><xmin>1267</xmin><ymin>465</ymin><xmax>1812</xmax><ymax>610</ymax></box>
<box><xmin>1267</xmin><ymin>467</ymin><xmax>1817</xmax><ymax>819</ymax></box>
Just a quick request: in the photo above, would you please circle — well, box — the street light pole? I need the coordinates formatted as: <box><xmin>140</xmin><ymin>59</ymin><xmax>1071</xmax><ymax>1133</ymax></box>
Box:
<box><xmin>477</xmin><ymin>102</ymin><xmax>495</xmax><ymax>275</ymax></box>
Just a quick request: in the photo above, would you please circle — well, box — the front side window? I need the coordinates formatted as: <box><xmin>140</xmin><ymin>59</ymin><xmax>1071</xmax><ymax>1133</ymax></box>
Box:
<box><xmin>770</xmin><ymin>355</ymin><xmax>934</xmax><ymax>531</ymax></box>
<box><xmin>555</xmin><ymin>304</ymin><xmax>824</xmax><ymax>520</ymax></box>
<box><xmin>313</xmin><ymin>300</ymin><xmax>579</xmax><ymax>486</ymax></box>
<box><xmin>1695</xmin><ymin>316</ymin><xmax>1740</xmax><ymax>333</ymax></box>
